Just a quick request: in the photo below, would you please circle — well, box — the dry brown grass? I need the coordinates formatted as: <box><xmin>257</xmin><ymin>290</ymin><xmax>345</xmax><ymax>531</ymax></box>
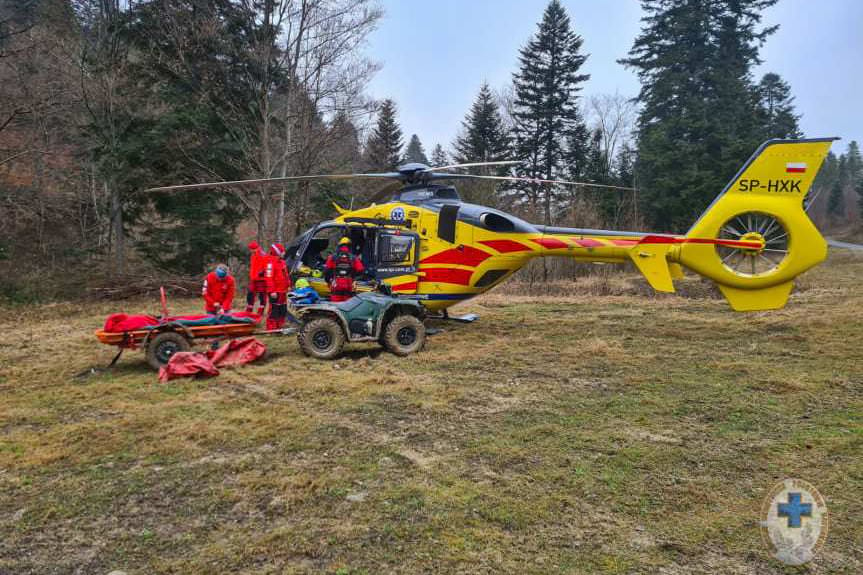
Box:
<box><xmin>0</xmin><ymin>249</ymin><xmax>861</xmax><ymax>574</ymax></box>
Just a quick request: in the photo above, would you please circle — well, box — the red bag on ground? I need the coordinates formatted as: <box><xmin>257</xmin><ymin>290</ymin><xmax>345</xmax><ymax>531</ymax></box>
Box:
<box><xmin>157</xmin><ymin>338</ymin><xmax>266</xmax><ymax>382</ymax></box>
<box><xmin>158</xmin><ymin>352</ymin><xmax>219</xmax><ymax>383</ymax></box>
<box><xmin>207</xmin><ymin>337</ymin><xmax>267</xmax><ymax>367</ymax></box>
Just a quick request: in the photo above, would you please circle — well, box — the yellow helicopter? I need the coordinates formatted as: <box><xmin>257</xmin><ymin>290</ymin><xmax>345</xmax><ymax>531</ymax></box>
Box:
<box><xmin>149</xmin><ymin>137</ymin><xmax>836</xmax><ymax>313</ymax></box>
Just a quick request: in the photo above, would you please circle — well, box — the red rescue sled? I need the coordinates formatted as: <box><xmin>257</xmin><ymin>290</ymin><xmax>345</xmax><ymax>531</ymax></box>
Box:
<box><xmin>95</xmin><ymin>289</ymin><xmax>262</xmax><ymax>370</ymax></box>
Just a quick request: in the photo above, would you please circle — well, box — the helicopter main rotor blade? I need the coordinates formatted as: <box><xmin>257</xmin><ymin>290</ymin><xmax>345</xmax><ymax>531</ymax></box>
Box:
<box><xmin>432</xmin><ymin>173</ymin><xmax>637</xmax><ymax>192</ymax></box>
<box><xmin>369</xmin><ymin>180</ymin><xmax>405</xmax><ymax>204</ymax></box>
<box><xmin>426</xmin><ymin>160</ymin><xmax>522</xmax><ymax>172</ymax></box>
<box><xmin>145</xmin><ymin>172</ymin><xmax>402</xmax><ymax>193</ymax></box>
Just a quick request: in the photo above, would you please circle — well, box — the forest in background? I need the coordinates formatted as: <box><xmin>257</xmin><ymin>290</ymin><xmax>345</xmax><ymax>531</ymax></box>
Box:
<box><xmin>1</xmin><ymin>0</ymin><xmax>861</xmax><ymax>302</ymax></box>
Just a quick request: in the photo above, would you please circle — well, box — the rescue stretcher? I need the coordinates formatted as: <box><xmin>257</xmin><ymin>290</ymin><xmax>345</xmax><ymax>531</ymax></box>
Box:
<box><xmin>95</xmin><ymin>315</ymin><xmax>262</xmax><ymax>370</ymax></box>
<box><xmin>94</xmin><ymin>288</ymin><xmax>268</xmax><ymax>370</ymax></box>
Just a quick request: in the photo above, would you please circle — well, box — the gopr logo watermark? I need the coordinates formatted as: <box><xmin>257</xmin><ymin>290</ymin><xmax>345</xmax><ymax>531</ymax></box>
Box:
<box><xmin>760</xmin><ymin>478</ymin><xmax>828</xmax><ymax>565</ymax></box>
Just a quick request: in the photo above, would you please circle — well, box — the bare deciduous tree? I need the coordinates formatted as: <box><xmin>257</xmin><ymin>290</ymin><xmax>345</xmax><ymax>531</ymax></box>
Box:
<box><xmin>585</xmin><ymin>92</ymin><xmax>637</xmax><ymax>176</ymax></box>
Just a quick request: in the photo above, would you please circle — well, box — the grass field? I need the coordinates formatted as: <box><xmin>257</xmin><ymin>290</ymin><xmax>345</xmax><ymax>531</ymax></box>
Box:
<box><xmin>1</xmin><ymin>251</ymin><xmax>861</xmax><ymax>574</ymax></box>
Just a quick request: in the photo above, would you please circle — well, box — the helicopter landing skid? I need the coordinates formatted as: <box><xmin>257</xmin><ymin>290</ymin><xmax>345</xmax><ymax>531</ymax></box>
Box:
<box><xmin>429</xmin><ymin>310</ymin><xmax>479</xmax><ymax>323</ymax></box>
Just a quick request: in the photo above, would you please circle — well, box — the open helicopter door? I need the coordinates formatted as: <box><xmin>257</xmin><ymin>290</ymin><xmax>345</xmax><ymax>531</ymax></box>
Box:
<box><xmin>374</xmin><ymin>230</ymin><xmax>420</xmax><ymax>295</ymax></box>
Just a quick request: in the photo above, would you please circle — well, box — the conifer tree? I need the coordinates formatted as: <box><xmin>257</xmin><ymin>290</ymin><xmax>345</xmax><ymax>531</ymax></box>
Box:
<box><xmin>811</xmin><ymin>151</ymin><xmax>838</xmax><ymax>215</ymax></box>
<box><xmin>583</xmin><ymin>128</ymin><xmax>610</xmax><ymax>184</ymax></box>
<box><xmin>511</xmin><ymin>0</ymin><xmax>590</xmax><ymax>225</ymax></box>
<box><xmin>827</xmin><ymin>154</ymin><xmax>849</xmax><ymax>219</ymax></box>
<box><xmin>827</xmin><ymin>180</ymin><xmax>844</xmax><ymax>218</ymax></box>
<box><xmin>404</xmin><ymin>134</ymin><xmax>429</xmax><ymax>164</ymax></box>
<box><xmin>845</xmin><ymin>141</ymin><xmax>863</xmax><ymax>218</ymax></box>
<box><xmin>621</xmin><ymin>0</ymin><xmax>778</xmax><ymax>231</ymax></box>
<box><xmin>122</xmin><ymin>0</ymin><xmax>268</xmax><ymax>273</ymax></box>
<box><xmin>613</xmin><ymin>142</ymin><xmax>636</xmax><ymax>188</ymax></box>
<box><xmin>756</xmin><ymin>72</ymin><xmax>801</xmax><ymax>139</ymax></box>
<box><xmin>365</xmin><ymin>99</ymin><xmax>403</xmax><ymax>170</ymax></box>
<box><xmin>453</xmin><ymin>82</ymin><xmax>511</xmax><ymax>170</ymax></box>
<box><xmin>845</xmin><ymin>140</ymin><xmax>862</xmax><ymax>185</ymax></box>
<box><xmin>430</xmin><ymin>144</ymin><xmax>448</xmax><ymax>167</ymax></box>
<box><xmin>857</xmin><ymin>179</ymin><xmax>863</xmax><ymax>220</ymax></box>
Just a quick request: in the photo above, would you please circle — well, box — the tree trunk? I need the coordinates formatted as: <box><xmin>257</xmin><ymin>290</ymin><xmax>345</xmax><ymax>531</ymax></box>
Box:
<box><xmin>257</xmin><ymin>191</ymin><xmax>269</xmax><ymax>242</ymax></box>
<box><xmin>109</xmin><ymin>182</ymin><xmax>124</xmax><ymax>275</ymax></box>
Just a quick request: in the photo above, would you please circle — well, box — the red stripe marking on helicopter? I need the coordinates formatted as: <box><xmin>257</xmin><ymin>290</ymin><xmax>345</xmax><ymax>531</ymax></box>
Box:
<box><xmin>531</xmin><ymin>237</ymin><xmax>569</xmax><ymax>249</ymax></box>
<box><xmin>610</xmin><ymin>239</ymin><xmax>639</xmax><ymax>246</ymax></box>
<box><xmin>418</xmin><ymin>268</ymin><xmax>473</xmax><ymax>285</ymax></box>
<box><xmin>637</xmin><ymin>235</ymin><xmax>762</xmax><ymax>248</ymax></box>
<box><xmin>479</xmin><ymin>239</ymin><xmax>531</xmax><ymax>253</ymax></box>
<box><xmin>420</xmin><ymin>245</ymin><xmax>491</xmax><ymax>267</ymax></box>
<box><xmin>570</xmin><ymin>238</ymin><xmax>605</xmax><ymax>248</ymax></box>
<box><xmin>686</xmin><ymin>238</ymin><xmax>763</xmax><ymax>248</ymax></box>
<box><xmin>392</xmin><ymin>281</ymin><xmax>418</xmax><ymax>291</ymax></box>
<box><xmin>636</xmin><ymin>235</ymin><xmax>679</xmax><ymax>244</ymax></box>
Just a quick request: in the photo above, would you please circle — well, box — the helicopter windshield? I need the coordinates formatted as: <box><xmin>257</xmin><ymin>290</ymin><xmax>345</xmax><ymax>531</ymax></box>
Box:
<box><xmin>284</xmin><ymin>227</ymin><xmax>313</xmax><ymax>270</ymax></box>
<box><xmin>434</xmin><ymin>187</ymin><xmax>460</xmax><ymax>200</ymax></box>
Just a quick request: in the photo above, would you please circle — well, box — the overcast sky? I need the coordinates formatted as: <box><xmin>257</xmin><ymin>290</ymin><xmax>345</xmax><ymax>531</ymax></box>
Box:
<box><xmin>364</xmin><ymin>0</ymin><xmax>861</xmax><ymax>157</ymax></box>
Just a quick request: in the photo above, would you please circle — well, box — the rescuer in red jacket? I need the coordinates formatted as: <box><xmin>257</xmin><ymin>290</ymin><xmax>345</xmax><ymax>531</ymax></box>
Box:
<box><xmin>245</xmin><ymin>240</ymin><xmax>268</xmax><ymax>314</ymax></box>
<box><xmin>265</xmin><ymin>243</ymin><xmax>292</xmax><ymax>330</ymax></box>
<box><xmin>324</xmin><ymin>237</ymin><xmax>364</xmax><ymax>302</ymax></box>
<box><xmin>202</xmin><ymin>264</ymin><xmax>235</xmax><ymax>314</ymax></box>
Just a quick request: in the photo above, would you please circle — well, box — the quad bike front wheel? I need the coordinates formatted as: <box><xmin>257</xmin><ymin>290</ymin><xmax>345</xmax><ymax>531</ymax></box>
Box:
<box><xmin>381</xmin><ymin>315</ymin><xmax>426</xmax><ymax>356</ymax></box>
<box><xmin>298</xmin><ymin>316</ymin><xmax>346</xmax><ymax>360</ymax></box>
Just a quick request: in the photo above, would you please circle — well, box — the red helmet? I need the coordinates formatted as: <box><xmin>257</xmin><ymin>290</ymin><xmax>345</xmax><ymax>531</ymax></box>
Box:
<box><xmin>270</xmin><ymin>243</ymin><xmax>285</xmax><ymax>257</ymax></box>
<box><xmin>248</xmin><ymin>240</ymin><xmax>259</xmax><ymax>251</ymax></box>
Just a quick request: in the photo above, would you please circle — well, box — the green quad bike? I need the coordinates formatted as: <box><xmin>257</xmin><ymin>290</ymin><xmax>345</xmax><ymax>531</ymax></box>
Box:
<box><xmin>293</xmin><ymin>288</ymin><xmax>427</xmax><ymax>360</ymax></box>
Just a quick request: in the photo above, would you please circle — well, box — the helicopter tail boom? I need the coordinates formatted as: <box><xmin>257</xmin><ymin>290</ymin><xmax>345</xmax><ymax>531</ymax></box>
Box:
<box><xmin>671</xmin><ymin>138</ymin><xmax>836</xmax><ymax>310</ymax></box>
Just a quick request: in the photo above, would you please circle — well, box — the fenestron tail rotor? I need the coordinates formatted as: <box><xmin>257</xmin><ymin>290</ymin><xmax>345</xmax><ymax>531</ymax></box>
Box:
<box><xmin>716</xmin><ymin>211</ymin><xmax>788</xmax><ymax>277</ymax></box>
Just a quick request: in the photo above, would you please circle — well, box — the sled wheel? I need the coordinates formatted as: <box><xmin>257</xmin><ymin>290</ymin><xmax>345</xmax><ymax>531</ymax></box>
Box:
<box><xmin>716</xmin><ymin>211</ymin><xmax>789</xmax><ymax>277</ymax></box>
<box><xmin>298</xmin><ymin>316</ymin><xmax>345</xmax><ymax>360</ymax></box>
<box><xmin>382</xmin><ymin>315</ymin><xmax>426</xmax><ymax>357</ymax></box>
<box><xmin>146</xmin><ymin>331</ymin><xmax>191</xmax><ymax>371</ymax></box>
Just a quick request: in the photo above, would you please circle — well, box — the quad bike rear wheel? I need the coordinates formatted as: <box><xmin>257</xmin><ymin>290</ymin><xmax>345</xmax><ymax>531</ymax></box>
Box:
<box><xmin>146</xmin><ymin>331</ymin><xmax>191</xmax><ymax>370</ymax></box>
<box><xmin>381</xmin><ymin>315</ymin><xmax>426</xmax><ymax>356</ymax></box>
<box><xmin>298</xmin><ymin>316</ymin><xmax>345</xmax><ymax>360</ymax></box>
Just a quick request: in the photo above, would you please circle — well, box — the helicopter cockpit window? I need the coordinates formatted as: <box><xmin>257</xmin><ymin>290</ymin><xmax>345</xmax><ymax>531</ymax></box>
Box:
<box><xmin>434</xmin><ymin>187</ymin><xmax>460</xmax><ymax>200</ymax></box>
<box><xmin>378</xmin><ymin>234</ymin><xmax>415</xmax><ymax>265</ymax></box>
<box><xmin>398</xmin><ymin>189</ymin><xmax>434</xmax><ymax>202</ymax></box>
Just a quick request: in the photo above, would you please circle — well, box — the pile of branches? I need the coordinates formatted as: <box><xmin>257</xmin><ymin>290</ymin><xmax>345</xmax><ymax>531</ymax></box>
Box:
<box><xmin>88</xmin><ymin>274</ymin><xmax>200</xmax><ymax>300</ymax></box>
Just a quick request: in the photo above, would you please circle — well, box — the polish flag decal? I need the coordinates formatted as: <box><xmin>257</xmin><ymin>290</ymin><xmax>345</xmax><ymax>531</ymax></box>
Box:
<box><xmin>785</xmin><ymin>162</ymin><xmax>807</xmax><ymax>174</ymax></box>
